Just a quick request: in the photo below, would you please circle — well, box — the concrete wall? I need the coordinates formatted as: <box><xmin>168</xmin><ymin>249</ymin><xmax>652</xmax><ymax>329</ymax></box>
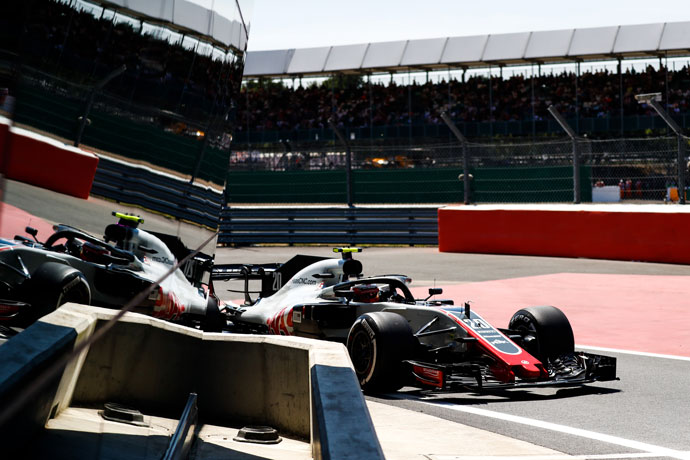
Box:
<box><xmin>0</xmin><ymin>303</ymin><xmax>384</xmax><ymax>459</ymax></box>
<box><xmin>73</xmin><ymin>317</ymin><xmax>313</xmax><ymax>437</ymax></box>
<box><xmin>439</xmin><ymin>204</ymin><xmax>690</xmax><ymax>264</ymax></box>
<box><xmin>4</xmin><ymin>126</ymin><xmax>98</xmax><ymax>199</ymax></box>
<box><xmin>0</xmin><ymin>305</ymin><xmax>96</xmax><ymax>455</ymax></box>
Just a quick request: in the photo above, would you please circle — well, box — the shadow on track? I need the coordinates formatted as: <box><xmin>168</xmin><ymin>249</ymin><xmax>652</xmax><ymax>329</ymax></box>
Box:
<box><xmin>372</xmin><ymin>384</ymin><xmax>620</xmax><ymax>405</ymax></box>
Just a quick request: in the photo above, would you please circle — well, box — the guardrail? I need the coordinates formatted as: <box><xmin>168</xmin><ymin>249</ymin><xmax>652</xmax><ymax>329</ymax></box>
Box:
<box><xmin>90</xmin><ymin>155</ymin><xmax>223</xmax><ymax>229</ymax></box>
<box><xmin>218</xmin><ymin>206</ymin><xmax>439</xmax><ymax>246</ymax></box>
<box><xmin>91</xmin><ymin>157</ymin><xmax>440</xmax><ymax>245</ymax></box>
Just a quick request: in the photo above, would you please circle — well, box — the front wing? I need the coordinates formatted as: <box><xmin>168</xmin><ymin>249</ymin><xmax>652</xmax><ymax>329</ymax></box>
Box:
<box><xmin>406</xmin><ymin>351</ymin><xmax>617</xmax><ymax>392</ymax></box>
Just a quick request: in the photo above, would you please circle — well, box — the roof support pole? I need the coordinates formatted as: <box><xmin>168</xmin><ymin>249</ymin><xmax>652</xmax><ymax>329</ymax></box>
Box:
<box><xmin>176</xmin><ymin>38</ymin><xmax>198</xmax><ymax>112</ymax></box>
<box><xmin>489</xmin><ymin>65</ymin><xmax>493</xmax><ymax>138</ymax></box>
<box><xmin>408</xmin><ymin>69</ymin><xmax>412</xmax><ymax>146</ymax></box>
<box><xmin>575</xmin><ymin>61</ymin><xmax>580</xmax><ymax>135</ymax></box>
<box><xmin>531</xmin><ymin>63</ymin><xmax>536</xmax><ymax>142</ymax></box>
<box><xmin>618</xmin><ymin>58</ymin><xmax>624</xmax><ymax>137</ymax></box>
<box><xmin>448</xmin><ymin>66</ymin><xmax>452</xmax><ymax>143</ymax></box>
<box><xmin>330</xmin><ymin>74</ymin><xmax>335</xmax><ymax>118</ymax></box>
<box><xmin>368</xmin><ymin>73</ymin><xmax>373</xmax><ymax>141</ymax></box>
<box><xmin>665</xmin><ymin>52</ymin><xmax>670</xmax><ymax>124</ymax></box>
<box><xmin>246</xmin><ymin>83</ymin><xmax>250</xmax><ymax>148</ymax></box>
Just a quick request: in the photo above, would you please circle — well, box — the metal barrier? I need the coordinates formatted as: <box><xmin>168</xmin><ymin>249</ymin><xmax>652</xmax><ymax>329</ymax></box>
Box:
<box><xmin>218</xmin><ymin>206</ymin><xmax>439</xmax><ymax>246</ymax></box>
<box><xmin>90</xmin><ymin>156</ymin><xmax>223</xmax><ymax>229</ymax></box>
<box><xmin>229</xmin><ymin>135</ymin><xmax>689</xmax><ymax>205</ymax></box>
<box><xmin>91</xmin><ymin>157</ymin><xmax>440</xmax><ymax>246</ymax></box>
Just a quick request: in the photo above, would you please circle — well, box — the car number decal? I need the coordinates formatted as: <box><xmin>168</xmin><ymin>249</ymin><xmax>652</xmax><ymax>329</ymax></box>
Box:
<box><xmin>445</xmin><ymin>308</ymin><xmax>521</xmax><ymax>355</ymax></box>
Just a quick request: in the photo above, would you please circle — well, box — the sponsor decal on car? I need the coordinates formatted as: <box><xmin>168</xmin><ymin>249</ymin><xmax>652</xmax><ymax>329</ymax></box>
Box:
<box><xmin>267</xmin><ymin>306</ymin><xmax>294</xmax><ymax>335</ymax></box>
<box><xmin>291</xmin><ymin>277</ymin><xmax>319</xmax><ymax>286</ymax></box>
<box><xmin>444</xmin><ymin>308</ymin><xmax>522</xmax><ymax>355</ymax></box>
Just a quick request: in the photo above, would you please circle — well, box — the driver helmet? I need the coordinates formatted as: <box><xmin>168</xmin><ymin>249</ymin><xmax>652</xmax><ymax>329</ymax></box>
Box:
<box><xmin>352</xmin><ymin>284</ymin><xmax>380</xmax><ymax>303</ymax></box>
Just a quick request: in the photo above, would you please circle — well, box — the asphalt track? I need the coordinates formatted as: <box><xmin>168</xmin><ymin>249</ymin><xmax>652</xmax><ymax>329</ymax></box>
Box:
<box><xmin>5</xmin><ymin>179</ymin><xmax>690</xmax><ymax>459</ymax></box>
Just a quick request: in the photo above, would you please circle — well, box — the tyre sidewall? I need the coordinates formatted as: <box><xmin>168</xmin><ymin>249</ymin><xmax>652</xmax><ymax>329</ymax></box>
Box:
<box><xmin>348</xmin><ymin>316</ymin><xmax>379</xmax><ymax>386</ymax></box>
<box><xmin>347</xmin><ymin>311</ymin><xmax>415</xmax><ymax>393</ymax></box>
<box><xmin>509</xmin><ymin>305</ymin><xmax>574</xmax><ymax>362</ymax></box>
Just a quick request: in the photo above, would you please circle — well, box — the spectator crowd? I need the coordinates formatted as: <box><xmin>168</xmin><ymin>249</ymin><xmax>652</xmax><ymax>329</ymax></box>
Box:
<box><xmin>237</xmin><ymin>65</ymin><xmax>690</xmax><ymax>135</ymax></box>
<box><xmin>12</xmin><ymin>0</ymin><xmax>243</xmax><ymax>126</ymax></box>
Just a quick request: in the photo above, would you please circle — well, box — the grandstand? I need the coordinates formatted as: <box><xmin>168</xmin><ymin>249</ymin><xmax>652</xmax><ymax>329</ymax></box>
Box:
<box><xmin>237</xmin><ymin>22</ymin><xmax>690</xmax><ymax>144</ymax></box>
<box><xmin>1</xmin><ymin>3</ymin><xmax>688</xmax><ymax>210</ymax></box>
<box><xmin>2</xmin><ymin>0</ymin><xmax>249</xmax><ymax>187</ymax></box>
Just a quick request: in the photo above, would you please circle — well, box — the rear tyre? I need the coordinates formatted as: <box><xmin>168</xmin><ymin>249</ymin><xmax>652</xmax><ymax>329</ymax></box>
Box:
<box><xmin>346</xmin><ymin>312</ymin><xmax>416</xmax><ymax>393</ymax></box>
<box><xmin>201</xmin><ymin>296</ymin><xmax>225</xmax><ymax>332</ymax></box>
<box><xmin>24</xmin><ymin>263</ymin><xmax>91</xmax><ymax>325</ymax></box>
<box><xmin>508</xmin><ymin>305</ymin><xmax>574</xmax><ymax>363</ymax></box>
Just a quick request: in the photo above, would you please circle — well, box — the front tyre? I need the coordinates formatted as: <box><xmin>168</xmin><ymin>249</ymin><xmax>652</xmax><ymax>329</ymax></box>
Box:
<box><xmin>508</xmin><ymin>305</ymin><xmax>574</xmax><ymax>363</ymax></box>
<box><xmin>346</xmin><ymin>312</ymin><xmax>415</xmax><ymax>393</ymax></box>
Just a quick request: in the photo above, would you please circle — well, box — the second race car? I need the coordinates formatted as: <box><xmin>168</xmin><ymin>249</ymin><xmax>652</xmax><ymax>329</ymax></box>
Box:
<box><xmin>0</xmin><ymin>212</ymin><xmax>224</xmax><ymax>332</ymax></box>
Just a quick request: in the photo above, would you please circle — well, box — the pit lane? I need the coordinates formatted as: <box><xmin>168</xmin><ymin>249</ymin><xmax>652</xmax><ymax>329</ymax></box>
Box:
<box><xmin>6</xmin><ymin>179</ymin><xmax>690</xmax><ymax>459</ymax></box>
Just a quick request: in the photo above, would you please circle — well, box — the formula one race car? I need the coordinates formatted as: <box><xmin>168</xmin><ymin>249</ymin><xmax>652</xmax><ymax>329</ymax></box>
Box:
<box><xmin>214</xmin><ymin>248</ymin><xmax>617</xmax><ymax>393</ymax></box>
<box><xmin>0</xmin><ymin>213</ymin><xmax>223</xmax><ymax>333</ymax></box>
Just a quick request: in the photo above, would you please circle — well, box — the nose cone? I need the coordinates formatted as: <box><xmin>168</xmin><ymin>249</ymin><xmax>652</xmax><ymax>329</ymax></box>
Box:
<box><xmin>514</xmin><ymin>360</ymin><xmax>544</xmax><ymax>380</ymax></box>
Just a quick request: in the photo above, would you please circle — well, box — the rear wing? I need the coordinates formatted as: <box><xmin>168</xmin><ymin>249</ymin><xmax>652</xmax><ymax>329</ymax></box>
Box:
<box><xmin>212</xmin><ymin>255</ymin><xmax>329</xmax><ymax>304</ymax></box>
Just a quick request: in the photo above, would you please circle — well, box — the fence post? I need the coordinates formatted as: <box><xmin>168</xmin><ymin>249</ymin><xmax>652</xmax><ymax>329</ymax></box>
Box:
<box><xmin>74</xmin><ymin>65</ymin><xmax>126</xmax><ymax>147</ymax></box>
<box><xmin>440</xmin><ymin>112</ymin><xmax>471</xmax><ymax>204</ymax></box>
<box><xmin>329</xmin><ymin>119</ymin><xmax>353</xmax><ymax>207</ymax></box>
<box><xmin>635</xmin><ymin>93</ymin><xmax>686</xmax><ymax>204</ymax></box>
<box><xmin>547</xmin><ymin>106</ymin><xmax>581</xmax><ymax>204</ymax></box>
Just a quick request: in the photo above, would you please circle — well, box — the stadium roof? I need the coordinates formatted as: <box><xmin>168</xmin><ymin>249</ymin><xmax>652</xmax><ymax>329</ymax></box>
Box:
<box><xmin>89</xmin><ymin>0</ymin><xmax>249</xmax><ymax>52</ymax></box>
<box><xmin>243</xmin><ymin>21</ymin><xmax>690</xmax><ymax>78</ymax></box>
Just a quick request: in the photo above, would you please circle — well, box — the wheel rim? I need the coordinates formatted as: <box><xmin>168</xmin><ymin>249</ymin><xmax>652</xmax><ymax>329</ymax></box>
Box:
<box><xmin>349</xmin><ymin>329</ymin><xmax>374</xmax><ymax>376</ymax></box>
<box><xmin>515</xmin><ymin>323</ymin><xmax>539</xmax><ymax>358</ymax></box>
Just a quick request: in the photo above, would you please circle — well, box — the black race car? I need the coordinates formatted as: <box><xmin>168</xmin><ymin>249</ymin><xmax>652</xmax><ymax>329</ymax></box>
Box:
<box><xmin>214</xmin><ymin>248</ymin><xmax>617</xmax><ymax>393</ymax></box>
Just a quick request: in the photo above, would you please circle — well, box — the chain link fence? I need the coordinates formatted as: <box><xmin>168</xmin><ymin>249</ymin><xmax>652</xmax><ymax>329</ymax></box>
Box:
<box><xmin>227</xmin><ymin>136</ymin><xmax>689</xmax><ymax>204</ymax></box>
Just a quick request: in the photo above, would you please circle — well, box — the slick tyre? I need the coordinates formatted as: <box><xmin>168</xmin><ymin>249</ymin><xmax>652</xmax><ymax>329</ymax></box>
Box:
<box><xmin>201</xmin><ymin>296</ymin><xmax>225</xmax><ymax>333</ymax></box>
<box><xmin>26</xmin><ymin>262</ymin><xmax>91</xmax><ymax>325</ymax></box>
<box><xmin>508</xmin><ymin>305</ymin><xmax>574</xmax><ymax>363</ymax></box>
<box><xmin>346</xmin><ymin>312</ymin><xmax>416</xmax><ymax>394</ymax></box>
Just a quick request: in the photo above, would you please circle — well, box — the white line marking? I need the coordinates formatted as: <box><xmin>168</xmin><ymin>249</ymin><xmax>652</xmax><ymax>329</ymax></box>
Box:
<box><xmin>429</xmin><ymin>453</ymin><xmax>663</xmax><ymax>460</ymax></box>
<box><xmin>404</xmin><ymin>398</ymin><xmax>690</xmax><ymax>460</ymax></box>
<box><xmin>577</xmin><ymin>344</ymin><xmax>690</xmax><ymax>362</ymax></box>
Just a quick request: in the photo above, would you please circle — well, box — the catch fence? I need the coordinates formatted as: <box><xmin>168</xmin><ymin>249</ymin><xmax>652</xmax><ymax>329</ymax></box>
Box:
<box><xmin>227</xmin><ymin>136</ymin><xmax>688</xmax><ymax>205</ymax></box>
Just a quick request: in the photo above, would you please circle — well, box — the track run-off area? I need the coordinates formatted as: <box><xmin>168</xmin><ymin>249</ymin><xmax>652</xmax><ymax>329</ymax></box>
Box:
<box><xmin>5</xmin><ymin>179</ymin><xmax>690</xmax><ymax>460</ymax></box>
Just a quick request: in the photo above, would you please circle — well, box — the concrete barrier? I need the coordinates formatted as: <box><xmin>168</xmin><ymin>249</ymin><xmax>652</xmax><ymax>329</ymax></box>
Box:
<box><xmin>0</xmin><ymin>304</ymin><xmax>384</xmax><ymax>459</ymax></box>
<box><xmin>439</xmin><ymin>204</ymin><xmax>690</xmax><ymax>264</ymax></box>
<box><xmin>5</xmin><ymin>126</ymin><xmax>98</xmax><ymax>199</ymax></box>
